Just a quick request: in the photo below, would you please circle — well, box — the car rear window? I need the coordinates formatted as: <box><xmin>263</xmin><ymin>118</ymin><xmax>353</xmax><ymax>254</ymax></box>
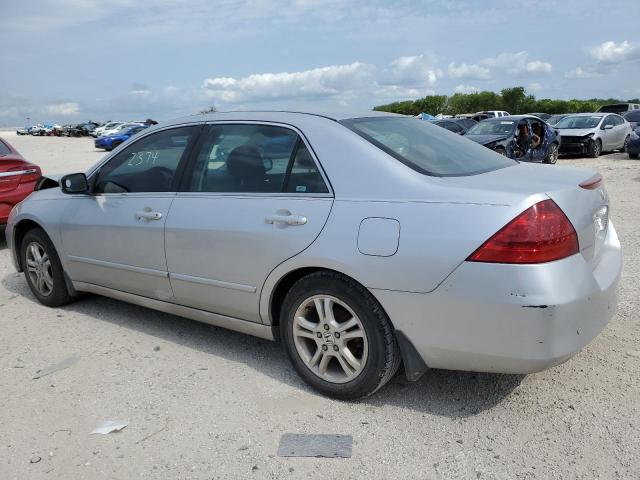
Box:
<box><xmin>341</xmin><ymin>117</ymin><xmax>515</xmax><ymax>177</ymax></box>
<box><xmin>0</xmin><ymin>140</ymin><xmax>11</xmax><ymax>156</ymax></box>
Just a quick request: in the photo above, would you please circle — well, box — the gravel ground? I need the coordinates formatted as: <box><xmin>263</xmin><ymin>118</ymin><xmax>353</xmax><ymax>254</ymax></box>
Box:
<box><xmin>1</xmin><ymin>131</ymin><xmax>639</xmax><ymax>479</ymax></box>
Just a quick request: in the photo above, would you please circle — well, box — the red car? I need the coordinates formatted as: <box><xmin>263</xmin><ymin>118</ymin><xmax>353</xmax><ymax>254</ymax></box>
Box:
<box><xmin>0</xmin><ymin>138</ymin><xmax>41</xmax><ymax>225</ymax></box>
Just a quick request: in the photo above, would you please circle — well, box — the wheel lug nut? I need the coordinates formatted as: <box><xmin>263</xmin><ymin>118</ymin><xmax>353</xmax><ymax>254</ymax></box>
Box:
<box><xmin>323</xmin><ymin>324</ymin><xmax>329</xmax><ymax>331</ymax></box>
<box><xmin>316</xmin><ymin>332</ymin><xmax>322</xmax><ymax>338</ymax></box>
<box><xmin>333</xmin><ymin>345</ymin><xmax>339</xmax><ymax>351</ymax></box>
<box><xmin>334</xmin><ymin>332</ymin><xmax>340</xmax><ymax>338</ymax></box>
<box><xmin>322</xmin><ymin>345</ymin><xmax>328</xmax><ymax>351</ymax></box>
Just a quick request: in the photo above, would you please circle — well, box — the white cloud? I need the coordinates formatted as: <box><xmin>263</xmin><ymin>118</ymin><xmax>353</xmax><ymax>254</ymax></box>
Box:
<box><xmin>447</xmin><ymin>62</ymin><xmax>491</xmax><ymax>80</ymax></box>
<box><xmin>454</xmin><ymin>84</ymin><xmax>479</xmax><ymax>94</ymax></box>
<box><xmin>385</xmin><ymin>54</ymin><xmax>442</xmax><ymax>86</ymax></box>
<box><xmin>202</xmin><ymin>62</ymin><xmax>374</xmax><ymax>104</ymax></box>
<box><xmin>47</xmin><ymin>102</ymin><xmax>80</xmax><ymax>115</ymax></box>
<box><xmin>525</xmin><ymin>60</ymin><xmax>552</xmax><ymax>73</ymax></box>
<box><xmin>480</xmin><ymin>51</ymin><xmax>553</xmax><ymax>76</ymax></box>
<box><xmin>564</xmin><ymin>67</ymin><xmax>601</xmax><ymax>79</ymax></box>
<box><xmin>589</xmin><ymin>40</ymin><xmax>639</xmax><ymax>63</ymax></box>
<box><xmin>528</xmin><ymin>82</ymin><xmax>543</xmax><ymax>92</ymax></box>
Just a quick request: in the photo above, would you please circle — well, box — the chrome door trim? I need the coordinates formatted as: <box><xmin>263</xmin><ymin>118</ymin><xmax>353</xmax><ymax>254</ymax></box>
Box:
<box><xmin>72</xmin><ymin>281</ymin><xmax>274</xmax><ymax>340</ymax></box>
<box><xmin>68</xmin><ymin>255</ymin><xmax>168</xmax><ymax>278</ymax></box>
<box><xmin>169</xmin><ymin>272</ymin><xmax>256</xmax><ymax>293</ymax></box>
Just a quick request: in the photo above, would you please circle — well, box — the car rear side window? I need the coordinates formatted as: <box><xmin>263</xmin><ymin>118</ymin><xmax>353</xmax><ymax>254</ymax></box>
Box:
<box><xmin>189</xmin><ymin>124</ymin><xmax>328</xmax><ymax>194</ymax></box>
<box><xmin>342</xmin><ymin>117</ymin><xmax>515</xmax><ymax>177</ymax></box>
<box><xmin>0</xmin><ymin>140</ymin><xmax>10</xmax><ymax>156</ymax></box>
<box><xmin>94</xmin><ymin>126</ymin><xmax>198</xmax><ymax>194</ymax></box>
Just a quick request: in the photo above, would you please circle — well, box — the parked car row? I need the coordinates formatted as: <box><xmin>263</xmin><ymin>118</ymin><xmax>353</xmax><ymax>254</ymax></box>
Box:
<box><xmin>428</xmin><ymin>106</ymin><xmax>637</xmax><ymax>161</ymax></box>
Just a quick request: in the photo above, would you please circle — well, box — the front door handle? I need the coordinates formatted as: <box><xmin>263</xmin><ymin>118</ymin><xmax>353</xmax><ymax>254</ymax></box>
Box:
<box><xmin>135</xmin><ymin>209</ymin><xmax>163</xmax><ymax>221</ymax></box>
<box><xmin>265</xmin><ymin>214</ymin><xmax>307</xmax><ymax>226</ymax></box>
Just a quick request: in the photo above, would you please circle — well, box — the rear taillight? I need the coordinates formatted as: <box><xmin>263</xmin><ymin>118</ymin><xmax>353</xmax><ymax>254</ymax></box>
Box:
<box><xmin>467</xmin><ymin>199</ymin><xmax>579</xmax><ymax>264</ymax></box>
<box><xmin>579</xmin><ymin>173</ymin><xmax>602</xmax><ymax>190</ymax></box>
<box><xmin>8</xmin><ymin>166</ymin><xmax>41</xmax><ymax>184</ymax></box>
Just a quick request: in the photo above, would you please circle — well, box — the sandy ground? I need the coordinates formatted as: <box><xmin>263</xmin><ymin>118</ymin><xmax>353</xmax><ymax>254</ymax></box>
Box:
<box><xmin>1</xmin><ymin>131</ymin><xmax>639</xmax><ymax>479</ymax></box>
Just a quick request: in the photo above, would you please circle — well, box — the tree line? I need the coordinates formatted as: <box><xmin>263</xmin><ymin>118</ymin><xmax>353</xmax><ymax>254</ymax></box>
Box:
<box><xmin>373</xmin><ymin>87</ymin><xmax>640</xmax><ymax>116</ymax></box>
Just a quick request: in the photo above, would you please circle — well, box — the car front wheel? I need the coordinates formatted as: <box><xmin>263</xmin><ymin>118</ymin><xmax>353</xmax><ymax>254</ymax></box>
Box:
<box><xmin>588</xmin><ymin>139</ymin><xmax>601</xmax><ymax>158</ymax></box>
<box><xmin>280</xmin><ymin>271</ymin><xmax>400</xmax><ymax>399</ymax></box>
<box><xmin>21</xmin><ymin>228</ymin><xmax>74</xmax><ymax>307</ymax></box>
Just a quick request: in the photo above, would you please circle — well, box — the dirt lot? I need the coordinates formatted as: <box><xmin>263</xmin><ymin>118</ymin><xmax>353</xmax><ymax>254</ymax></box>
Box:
<box><xmin>1</xmin><ymin>131</ymin><xmax>639</xmax><ymax>479</ymax></box>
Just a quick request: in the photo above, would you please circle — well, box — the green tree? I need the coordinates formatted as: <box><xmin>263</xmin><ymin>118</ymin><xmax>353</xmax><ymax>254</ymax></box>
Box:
<box><xmin>501</xmin><ymin>87</ymin><xmax>527</xmax><ymax>113</ymax></box>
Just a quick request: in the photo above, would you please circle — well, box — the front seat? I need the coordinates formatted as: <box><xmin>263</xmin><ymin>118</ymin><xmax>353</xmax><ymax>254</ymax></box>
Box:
<box><xmin>226</xmin><ymin>145</ymin><xmax>267</xmax><ymax>191</ymax></box>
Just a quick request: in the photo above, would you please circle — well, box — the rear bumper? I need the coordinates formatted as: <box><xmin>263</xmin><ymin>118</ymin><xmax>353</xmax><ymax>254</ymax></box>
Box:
<box><xmin>373</xmin><ymin>222</ymin><xmax>622</xmax><ymax>375</ymax></box>
<box><xmin>0</xmin><ymin>183</ymin><xmax>37</xmax><ymax>224</ymax></box>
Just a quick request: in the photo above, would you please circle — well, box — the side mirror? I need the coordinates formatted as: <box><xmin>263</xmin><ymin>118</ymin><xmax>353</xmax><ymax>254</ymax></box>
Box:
<box><xmin>603</xmin><ymin>124</ymin><xmax>614</xmax><ymax>130</ymax></box>
<box><xmin>60</xmin><ymin>173</ymin><xmax>89</xmax><ymax>194</ymax></box>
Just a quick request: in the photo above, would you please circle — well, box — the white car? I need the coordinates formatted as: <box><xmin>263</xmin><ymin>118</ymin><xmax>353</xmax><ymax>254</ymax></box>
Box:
<box><xmin>98</xmin><ymin>122</ymin><xmax>142</xmax><ymax>137</ymax></box>
<box><xmin>93</xmin><ymin>122</ymin><xmax>123</xmax><ymax>137</ymax></box>
<box><xmin>477</xmin><ymin>110</ymin><xmax>511</xmax><ymax>118</ymax></box>
<box><xmin>556</xmin><ymin>113</ymin><xmax>632</xmax><ymax>158</ymax></box>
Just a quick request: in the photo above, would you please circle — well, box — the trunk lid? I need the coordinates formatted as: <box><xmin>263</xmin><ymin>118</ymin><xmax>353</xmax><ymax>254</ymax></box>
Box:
<box><xmin>441</xmin><ymin>162</ymin><xmax>609</xmax><ymax>268</ymax></box>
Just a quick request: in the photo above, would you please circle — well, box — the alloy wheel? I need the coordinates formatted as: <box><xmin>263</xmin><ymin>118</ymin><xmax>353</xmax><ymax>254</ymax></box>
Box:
<box><xmin>292</xmin><ymin>295</ymin><xmax>368</xmax><ymax>384</ymax></box>
<box><xmin>25</xmin><ymin>242</ymin><xmax>54</xmax><ymax>297</ymax></box>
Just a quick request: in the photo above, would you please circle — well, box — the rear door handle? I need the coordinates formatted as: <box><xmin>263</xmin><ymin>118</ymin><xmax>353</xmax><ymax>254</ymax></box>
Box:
<box><xmin>135</xmin><ymin>210</ymin><xmax>163</xmax><ymax>221</ymax></box>
<box><xmin>265</xmin><ymin>214</ymin><xmax>307</xmax><ymax>226</ymax></box>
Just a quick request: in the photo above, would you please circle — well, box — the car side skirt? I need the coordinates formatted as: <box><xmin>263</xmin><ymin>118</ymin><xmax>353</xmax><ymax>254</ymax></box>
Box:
<box><xmin>72</xmin><ymin>281</ymin><xmax>275</xmax><ymax>341</ymax></box>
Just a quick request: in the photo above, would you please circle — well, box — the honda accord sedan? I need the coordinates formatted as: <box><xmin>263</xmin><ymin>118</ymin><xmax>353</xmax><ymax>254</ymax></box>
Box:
<box><xmin>5</xmin><ymin>111</ymin><xmax>622</xmax><ymax>399</ymax></box>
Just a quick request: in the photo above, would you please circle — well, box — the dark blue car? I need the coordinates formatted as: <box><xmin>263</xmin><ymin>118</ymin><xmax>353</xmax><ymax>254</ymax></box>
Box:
<box><xmin>94</xmin><ymin>125</ymin><xmax>147</xmax><ymax>151</ymax></box>
<box><xmin>464</xmin><ymin>115</ymin><xmax>560</xmax><ymax>164</ymax></box>
<box><xmin>627</xmin><ymin>127</ymin><xmax>640</xmax><ymax>159</ymax></box>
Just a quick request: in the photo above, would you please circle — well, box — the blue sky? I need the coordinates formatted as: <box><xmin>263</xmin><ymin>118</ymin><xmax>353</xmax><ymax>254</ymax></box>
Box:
<box><xmin>1</xmin><ymin>0</ymin><xmax>639</xmax><ymax>126</ymax></box>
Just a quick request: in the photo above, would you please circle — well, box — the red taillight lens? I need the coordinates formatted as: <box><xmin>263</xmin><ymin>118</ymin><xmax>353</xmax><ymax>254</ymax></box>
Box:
<box><xmin>467</xmin><ymin>199</ymin><xmax>579</xmax><ymax>264</ymax></box>
<box><xmin>8</xmin><ymin>165</ymin><xmax>41</xmax><ymax>184</ymax></box>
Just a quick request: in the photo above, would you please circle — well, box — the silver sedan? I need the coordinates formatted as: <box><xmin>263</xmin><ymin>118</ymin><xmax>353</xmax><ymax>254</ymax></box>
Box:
<box><xmin>5</xmin><ymin>111</ymin><xmax>622</xmax><ymax>399</ymax></box>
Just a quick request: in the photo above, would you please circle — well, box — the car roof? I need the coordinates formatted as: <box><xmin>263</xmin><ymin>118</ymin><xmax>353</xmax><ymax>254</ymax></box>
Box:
<box><xmin>481</xmin><ymin>115</ymin><xmax>539</xmax><ymax>121</ymax></box>
<box><xmin>561</xmin><ymin>112</ymin><xmax>607</xmax><ymax>117</ymax></box>
<box><xmin>162</xmin><ymin>110</ymin><xmax>403</xmax><ymax>128</ymax></box>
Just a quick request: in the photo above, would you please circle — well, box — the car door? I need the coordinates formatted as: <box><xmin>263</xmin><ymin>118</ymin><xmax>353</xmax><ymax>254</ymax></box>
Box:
<box><xmin>600</xmin><ymin>115</ymin><xmax>616</xmax><ymax>150</ymax></box>
<box><xmin>60</xmin><ymin>125</ymin><xmax>201</xmax><ymax>300</ymax></box>
<box><xmin>528</xmin><ymin>119</ymin><xmax>549</xmax><ymax>162</ymax></box>
<box><xmin>612</xmin><ymin>115</ymin><xmax>627</xmax><ymax>147</ymax></box>
<box><xmin>164</xmin><ymin>122</ymin><xmax>333</xmax><ymax>323</ymax></box>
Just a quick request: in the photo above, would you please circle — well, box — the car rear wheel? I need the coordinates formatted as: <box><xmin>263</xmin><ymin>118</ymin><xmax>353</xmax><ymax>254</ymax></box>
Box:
<box><xmin>588</xmin><ymin>139</ymin><xmax>601</xmax><ymax>158</ymax></box>
<box><xmin>630</xmin><ymin>153</ymin><xmax>639</xmax><ymax>159</ymax></box>
<box><xmin>544</xmin><ymin>143</ymin><xmax>559</xmax><ymax>164</ymax></box>
<box><xmin>280</xmin><ymin>271</ymin><xmax>400</xmax><ymax>399</ymax></box>
<box><xmin>21</xmin><ymin>228</ymin><xmax>74</xmax><ymax>308</ymax></box>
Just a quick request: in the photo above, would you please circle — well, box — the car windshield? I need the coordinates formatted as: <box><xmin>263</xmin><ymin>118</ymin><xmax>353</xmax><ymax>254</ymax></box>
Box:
<box><xmin>547</xmin><ymin>115</ymin><xmax>565</xmax><ymax>126</ymax></box>
<box><xmin>555</xmin><ymin>115</ymin><xmax>602</xmax><ymax>129</ymax></box>
<box><xmin>466</xmin><ymin>120</ymin><xmax>515</xmax><ymax>135</ymax></box>
<box><xmin>340</xmin><ymin>117</ymin><xmax>515</xmax><ymax>177</ymax></box>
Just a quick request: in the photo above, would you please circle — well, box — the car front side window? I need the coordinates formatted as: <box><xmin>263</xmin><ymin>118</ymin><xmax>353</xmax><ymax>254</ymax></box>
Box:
<box><xmin>94</xmin><ymin>126</ymin><xmax>199</xmax><ymax>194</ymax></box>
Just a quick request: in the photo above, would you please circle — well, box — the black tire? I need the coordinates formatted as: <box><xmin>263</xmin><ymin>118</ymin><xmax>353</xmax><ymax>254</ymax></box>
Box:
<box><xmin>20</xmin><ymin>228</ymin><xmax>74</xmax><ymax>308</ymax></box>
<box><xmin>544</xmin><ymin>143</ymin><xmax>559</xmax><ymax>164</ymax></box>
<box><xmin>630</xmin><ymin>153</ymin><xmax>639</xmax><ymax>159</ymax></box>
<box><xmin>111</xmin><ymin>140</ymin><xmax>123</xmax><ymax>150</ymax></box>
<box><xmin>588</xmin><ymin>139</ymin><xmax>601</xmax><ymax>158</ymax></box>
<box><xmin>280</xmin><ymin>271</ymin><xmax>400</xmax><ymax>400</ymax></box>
